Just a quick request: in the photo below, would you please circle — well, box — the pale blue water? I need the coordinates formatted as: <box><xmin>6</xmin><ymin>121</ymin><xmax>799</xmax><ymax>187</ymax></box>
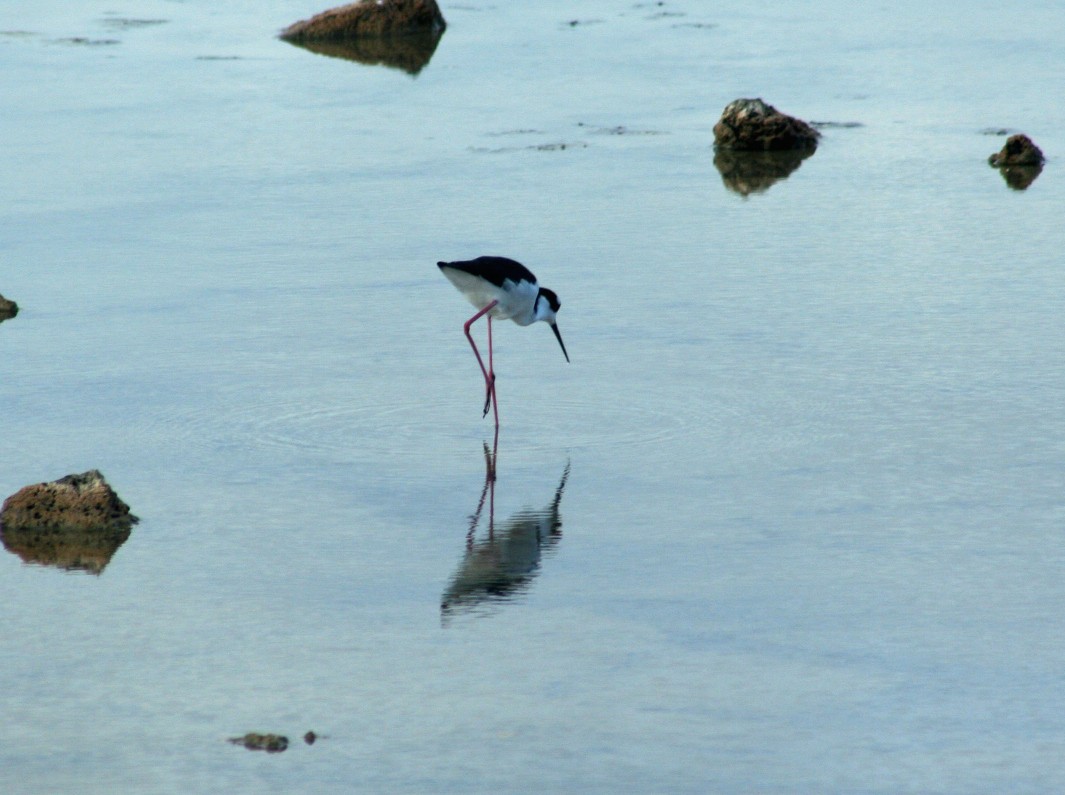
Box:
<box><xmin>2</xmin><ymin>1</ymin><xmax>1065</xmax><ymax>792</ymax></box>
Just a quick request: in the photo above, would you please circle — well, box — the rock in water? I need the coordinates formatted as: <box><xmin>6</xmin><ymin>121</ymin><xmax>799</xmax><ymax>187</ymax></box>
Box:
<box><xmin>1</xmin><ymin>470</ymin><xmax>138</xmax><ymax>532</ymax></box>
<box><xmin>280</xmin><ymin>0</ymin><xmax>446</xmax><ymax>40</ymax></box>
<box><xmin>713</xmin><ymin>98</ymin><xmax>819</xmax><ymax>152</ymax></box>
<box><xmin>1</xmin><ymin>471</ymin><xmax>137</xmax><ymax>573</ymax></box>
<box><xmin>228</xmin><ymin>733</ymin><xmax>289</xmax><ymax>753</ymax></box>
<box><xmin>0</xmin><ymin>293</ymin><xmax>17</xmax><ymax>321</ymax></box>
<box><xmin>988</xmin><ymin>133</ymin><xmax>1045</xmax><ymax>167</ymax></box>
<box><xmin>988</xmin><ymin>133</ymin><xmax>1045</xmax><ymax>190</ymax></box>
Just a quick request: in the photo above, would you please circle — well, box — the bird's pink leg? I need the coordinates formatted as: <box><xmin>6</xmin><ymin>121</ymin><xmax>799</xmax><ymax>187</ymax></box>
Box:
<box><xmin>486</xmin><ymin>315</ymin><xmax>498</xmax><ymax>425</ymax></box>
<box><xmin>463</xmin><ymin>300</ymin><xmax>499</xmax><ymax>426</ymax></box>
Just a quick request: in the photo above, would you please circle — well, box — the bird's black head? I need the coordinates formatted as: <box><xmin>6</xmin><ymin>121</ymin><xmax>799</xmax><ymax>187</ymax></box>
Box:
<box><xmin>535</xmin><ymin>288</ymin><xmax>569</xmax><ymax>362</ymax></box>
<box><xmin>538</xmin><ymin>288</ymin><xmax>561</xmax><ymax>313</ymax></box>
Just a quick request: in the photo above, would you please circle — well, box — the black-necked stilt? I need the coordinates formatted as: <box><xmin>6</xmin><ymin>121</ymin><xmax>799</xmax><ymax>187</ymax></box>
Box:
<box><xmin>438</xmin><ymin>256</ymin><xmax>569</xmax><ymax>426</ymax></box>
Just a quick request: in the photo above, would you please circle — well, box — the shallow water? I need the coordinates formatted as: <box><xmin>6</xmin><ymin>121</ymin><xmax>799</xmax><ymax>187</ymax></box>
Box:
<box><xmin>2</xmin><ymin>1</ymin><xmax>1065</xmax><ymax>792</ymax></box>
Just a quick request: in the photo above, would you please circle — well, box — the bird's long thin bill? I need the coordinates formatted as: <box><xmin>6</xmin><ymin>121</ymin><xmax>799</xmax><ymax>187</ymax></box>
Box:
<box><xmin>551</xmin><ymin>323</ymin><xmax>570</xmax><ymax>362</ymax></box>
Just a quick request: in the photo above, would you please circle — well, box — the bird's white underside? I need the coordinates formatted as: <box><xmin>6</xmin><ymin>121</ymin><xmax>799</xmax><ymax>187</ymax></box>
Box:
<box><xmin>440</xmin><ymin>267</ymin><xmax>541</xmax><ymax>326</ymax></box>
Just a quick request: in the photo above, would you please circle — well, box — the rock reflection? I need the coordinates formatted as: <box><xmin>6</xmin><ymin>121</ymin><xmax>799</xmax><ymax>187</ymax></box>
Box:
<box><xmin>0</xmin><ymin>524</ymin><xmax>131</xmax><ymax>574</ymax></box>
<box><xmin>713</xmin><ymin>147</ymin><xmax>813</xmax><ymax>196</ymax></box>
<box><xmin>281</xmin><ymin>30</ymin><xmax>444</xmax><ymax>75</ymax></box>
<box><xmin>993</xmin><ymin>163</ymin><xmax>1043</xmax><ymax>191</ymax></box>
<box><xmin>441</xmin><ymin>438</ymin><xmax>570</xmax><ymax>621</ymax></box>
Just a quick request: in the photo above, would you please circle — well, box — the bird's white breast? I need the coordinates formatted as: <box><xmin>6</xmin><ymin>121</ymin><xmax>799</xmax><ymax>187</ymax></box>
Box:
<box><xmin>441</xmin><ymin>268</ymin><xmax>539</xmax><ymax>325</ymax></box>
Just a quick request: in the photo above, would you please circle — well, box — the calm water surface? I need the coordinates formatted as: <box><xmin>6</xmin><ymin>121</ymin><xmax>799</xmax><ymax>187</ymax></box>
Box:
<box><xmin>2</xmin><ymin>1</ymin><xmax>1065</xmax><ymax>792</ymax></box>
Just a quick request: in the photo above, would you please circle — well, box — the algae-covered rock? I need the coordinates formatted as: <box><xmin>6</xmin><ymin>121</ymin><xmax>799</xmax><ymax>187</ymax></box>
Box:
<box><xmin>713</xmin><ymin>97</ymin><xmax>819</xmax><ymax>152</ymax></box>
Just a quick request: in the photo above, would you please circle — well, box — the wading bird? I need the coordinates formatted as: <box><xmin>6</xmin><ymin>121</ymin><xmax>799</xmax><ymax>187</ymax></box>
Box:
<box><xmin>438</xmin><ymin>256</ymin><xmax>569</xmax><ymax>426</ymax></box>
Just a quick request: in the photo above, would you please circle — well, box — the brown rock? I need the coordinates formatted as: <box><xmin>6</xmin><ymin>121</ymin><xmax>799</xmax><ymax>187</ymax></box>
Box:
<box><xmin>988</xmin><ymin>133</ymin><xmax>1045</xmax><ymax>167</ymax></box>
<box><xmin>0</xmin><ymin>470</ymin><xmax>138</xmax><ymax>532</ymax></box>
<box><xmin>988</xmin><ymin>133</ymin><xmax>1045</xmax><ymax>190</ymax></box>
<box><xmin>0</xmin><ymin>293</ymin><xmax>17</xmax><ymax>321</ymax></box>
<box><xmin>713</xmin><ymin>98</ymin><xmax>819</xmax><ymax>152</ymax></box>
<box><xmin>280</xmin><ymin>0</ymin><xmax>446</xmax><ymax>41</ymax></box>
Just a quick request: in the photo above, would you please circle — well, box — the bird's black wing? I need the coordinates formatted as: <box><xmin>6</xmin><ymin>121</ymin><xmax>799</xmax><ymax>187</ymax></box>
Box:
<box><xmin>437</xmin><ymin>256</ymin><xmax>537</xmax><ymax>288</ymax></box>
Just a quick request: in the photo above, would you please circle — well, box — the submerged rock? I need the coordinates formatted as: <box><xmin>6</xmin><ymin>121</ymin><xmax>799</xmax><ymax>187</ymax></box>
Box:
<box><xmin>713</xmin><ymin>98</ymin><xmax>819</xmax><ymax>152</ymax></box>
<box><xmin>280</xmin><ymin>0</ymin><xmax>446</xmax><ymax>41</ymax></box>
<box><xmin>229</xmin><ymin>733</ymin><xmax>289</xmax><ymax>753</ymax></box>
<box><xmin>1</xmin><ymin>470</ymin><xmax>138</xmax><ymax>532</ymax></box>
<box><xmin>0</xmin><ymin>293</ymin><xmax>17</xmax><ymax>321</ymax></box>
<box><xmin>988</xmin><ymin>134</ymin><xmax>1045</xmax><ymax>191</ymax></box>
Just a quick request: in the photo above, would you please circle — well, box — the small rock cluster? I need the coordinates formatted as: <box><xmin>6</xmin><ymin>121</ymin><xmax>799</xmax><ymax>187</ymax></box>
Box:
<box><xmin>227</xmin><ymin>730</ymin><xmax>321</xmax><ymax>752</ymax></box>
<box><xmin>711</xmin><ymin>98</ymin><xmax>1047</xmax><ymax>192</ymax></box>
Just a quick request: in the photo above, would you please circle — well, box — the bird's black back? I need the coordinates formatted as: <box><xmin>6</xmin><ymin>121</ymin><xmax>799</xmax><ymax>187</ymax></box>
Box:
<box><xmin>437</xmin><ymin>256</ymin><xmax>537</xmax><ymax>288</ymax></box>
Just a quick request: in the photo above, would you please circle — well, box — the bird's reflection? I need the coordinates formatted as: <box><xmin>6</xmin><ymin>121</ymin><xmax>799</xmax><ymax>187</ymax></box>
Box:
<box><xmin>441</xmin><ymin>434</ymin><xmax>570</xmax><ymax>621</ymax></box>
